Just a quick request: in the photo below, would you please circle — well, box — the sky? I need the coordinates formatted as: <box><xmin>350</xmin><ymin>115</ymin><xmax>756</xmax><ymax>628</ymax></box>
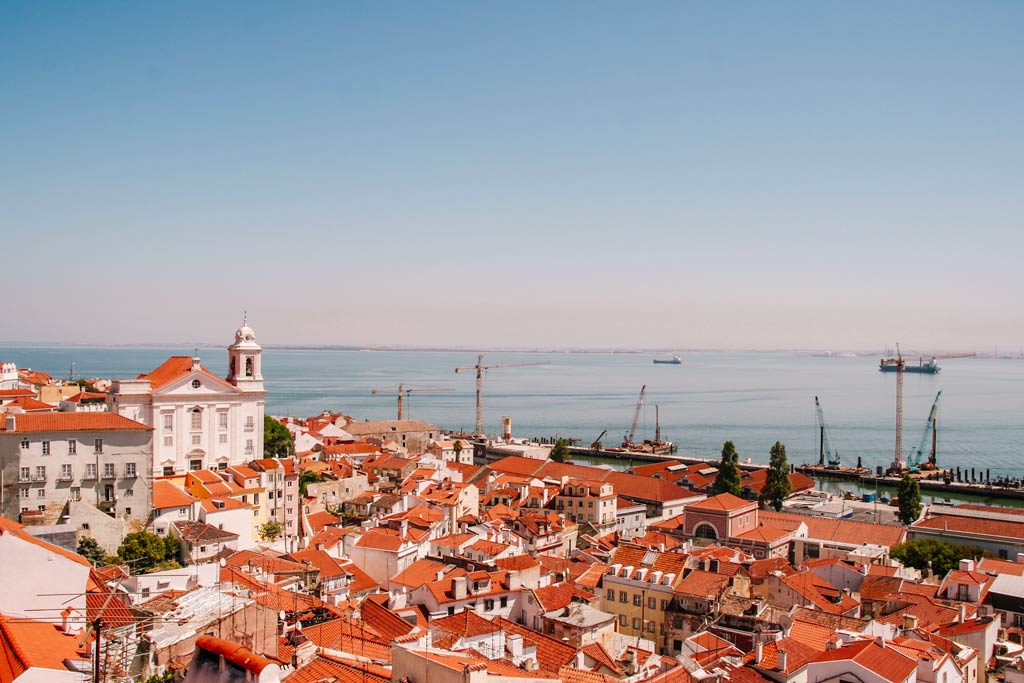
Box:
<box><xmin>2</xmin><ymin>2</ymin><xmax>1022</xmax><ymax>351</ymax></box>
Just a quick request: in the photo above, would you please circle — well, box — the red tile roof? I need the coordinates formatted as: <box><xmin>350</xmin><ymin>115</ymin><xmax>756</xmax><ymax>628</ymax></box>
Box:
<box><xmin>432</xmin><ymin>610</ymin><xmax>501</xmax><ymax>638</ymax></box>
<box><xmin>139</xmin><ymin>356</ymin><xmax>229</xmax><ymax>391</ymax></box>
<box><xmin>761</xmin><ymin>510</ymin><xmax>907</xmax><ymax>548</ymax></box>
<box><xmin>284</xmin><ymin>655</ymin><xmax>390</xmax><ymax>683</ymax></box>
<box><xmin>152</xmin><ymin>480</ymin><xmax>197</xmax><ymax>510</ymax></box>
<box><xmin>0</xmin><ymin>614</ymin><xmax>90</xmax><ymax>682</ymax></box>
<box><xmin>0</xmin><ymin>516</ymin><xmax>91</xmax><ymax>568</ymax></box>
<box><xmin>686</xmin><ymin>492</ymin><xmax>755</xmax><ymax>513</ymax></box>
<box><xmin>359</xmin><ymin>597</ymin><xmax>416</xmax><ymax>641</ymax></box>
<box><xmin>808</xmin><ymin>639</ymin><xmax>917</xmax><ymax>682</ymax></box>
<box><xmin>0</xmin><ymin>412</ymin><xmax>151</xmax><ymax>433</ymax></box>
<box><xmin>491</xmin><ymin>617</ymin><xmax>576</xmax><ymax>674</ymax></box>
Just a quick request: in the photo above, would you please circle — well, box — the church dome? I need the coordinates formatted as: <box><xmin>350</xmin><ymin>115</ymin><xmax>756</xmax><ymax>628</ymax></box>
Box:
<box><xmin>234</xmin><ymin>316</ymin><xmax>256</xmax><ymax>344</ymax></box>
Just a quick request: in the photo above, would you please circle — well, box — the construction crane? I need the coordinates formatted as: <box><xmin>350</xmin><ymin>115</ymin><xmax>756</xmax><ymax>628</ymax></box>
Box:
<box><xmin>591</xmin><ymin>430</ymin><xmax>607</xmax><ymax>451</ymax></box>
<box><xmin>906</xmin><ymin>390</ymin><xmax>942</xmax><ymax>472</ymax></box>
<box><xmin>622</xmin><ymin>385</ymin><xmax>647</xmax><ymax>448</ymax></box>
<box><xmin>370</xmin><ymin>384</ymin><xmax>454</xmax><ymax>420</ymax></box>
<box><xmin>454</xmin><ymin>354</ymin><xmax>551</xmax><ymax>436</ymax></box>
<box><xmin>815</xmin><ymin>396</ymin><xmax>840</xmax><ymax>468</ymax></box>
<box><xmin>884</xmin><ymin>345</ymin><xmax>974</xmax><ymax>472</ymax></box>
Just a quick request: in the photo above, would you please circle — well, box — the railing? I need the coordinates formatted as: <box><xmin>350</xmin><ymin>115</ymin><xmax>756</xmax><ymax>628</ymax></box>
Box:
<box><xmin>57</xmin><ymin>473</ymin><xmax>74</xmax><ymax>482</ymax></box>
<box><xmin>19</xmin><ymin>474</ymin><xmax>31</xmax><ymax>483</ymax></box>
<box><xmin>101</xmin><ymin>471</ymin><xmax>116</xmax><ymax>479</ymax></box>
<box><xmin>83</xmin><ymin>470</ymin><xmax>97</xmax><ymax>479</ymax></box>
<box><xmin>32</xmin><ymin>473</ymin><xmax>47</xmax><ymax>482</ymax></box>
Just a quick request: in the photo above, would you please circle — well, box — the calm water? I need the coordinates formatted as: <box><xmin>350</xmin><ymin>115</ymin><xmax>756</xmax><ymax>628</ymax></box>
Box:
<box><xmin>3</xmin><ymin>346</ymin><xmax>1023</xmax><ymax>476</ymax></box>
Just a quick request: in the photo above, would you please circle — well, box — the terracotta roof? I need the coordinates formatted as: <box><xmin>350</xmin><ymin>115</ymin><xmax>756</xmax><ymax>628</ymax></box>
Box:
<box><xmin>610</xmin><ymin>544</ymin><xmax>688</xmax><ymax>576</ymax></box>
<box><xmin>306</xmin><ymin>511</ymin><xmax>340</xmax><ymax>534</ymax></box>
<box><xmin>494</xmin><ymin>555</ymin><xmax>541</xmax><ymax>572</ymax></box>
<box><xmin>4</xmin><ymin>396</ymin><xmax>55</xmax><ymax>411</ymax></box>
<box><xmin>808</xmin><ymin>639</ymin><xmax>917</xmax><ymax>682</ymax></box>
<box><xmin>976</xmin><ymin>557</ymin><xmax>1024</xmax><ymax>576</ymax></box>
<box><xmin>391</xmin><ymin>560</ymin><xmax>466</xmax><ymax>589</ymax></box>
<box><xmin>284</xmin><ymin>655</ymin><xmax>390</xmax><ymax>683</ymax></box>
<box><xmin>581</xmin><ymin>642</ymin><xmax>623</xmax><ymax>675</ymax></box>
<box><xmin>675</xmin><ymin>570</ymin><xmax>730</xmax><ymax>598</ymax></box>
<box><xmin>432</xmin><ymin>609</ymin><xmax>501</xmax><ymax>638</ymax></box>
<box><xmin>0</xmin><ymin>614</ymin><xmax>90</xmax><ymax>682</ymax></box>
<box><xmin>226</xmin><ymin>550</ymin><xmax>310</xmax><ymax>575</ymax></box>
<box><xmin>139</xmin><ymin>356</ymin><xmax>230</xmax><ymax>391</ymax></box>
<box><xmin>0</xmin><ymin>412</ymin><xmax>151</xmax><ymax>433</ymax></box>
<box><xmin>277</xmin><ymin>619</ymin><xmax>391</xmax><ymax>662</ymax></box>
<box><xmin>355</xmin><ymin>532</ymin><xmax>404</xmax><ymax>551</ymax></box>
<box><xmin>152</xmin><ymin>480</ymin><xmax>197</xmax><ymax>509</ymax></box>
<box><xmin>200</xmin><ymin>496</ymin><xmax>250</xmax><ymax>512</ymax></box>
<box><xmin>174</xmin><ymin>520</ymin><xmax>239</xmax><ymax>543</ymax></box>
<box><xmin>790</xmin><ymin>607</ymin><xmax>869</xmax><ymax>633</ymax></box>
<box><xmin>532</xmin><ymin>583</ymin><xmax>596</xmax><ymax>612</ymax></box>
<box><xmin>733</xmin><ymin>524</ymin><xmax>791</xmax><ymax>542</ymax></box>
<box><xmin>359</xmin><ymin>597</ymin><xmax>416</xmax><ymax>641</ymax></box>
<box><xmin>491</xmin><ymin>617</ymin><xmax>576</xmax><ymax>673</ymax></box>
<box><xmin>761</xmin><ymin>510</ymin><xmax>907</xmax><ymax>548</ymax></box>
<box><xmin>756</xmin><ymin>637</ymin><xmax>821</xmax><ymax>674</ymax></box>
<box><xmin>686</xmin><ymin>493</ymin><xmax>754</xmax><ymax>513</ymax></box>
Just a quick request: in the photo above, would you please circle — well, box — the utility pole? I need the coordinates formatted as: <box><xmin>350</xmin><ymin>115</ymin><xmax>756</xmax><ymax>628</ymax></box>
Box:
<box><xmin>92</xmin><ymin>618</ymin><xmax>102</xmax><ymax>683</ymax></box>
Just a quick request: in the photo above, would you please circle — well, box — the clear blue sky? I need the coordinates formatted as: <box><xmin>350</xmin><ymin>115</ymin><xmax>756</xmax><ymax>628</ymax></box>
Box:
<box><xmin>2</xmin><ymin>3</ymin><xmax>1021</xmax><ymax>350</ymax></box>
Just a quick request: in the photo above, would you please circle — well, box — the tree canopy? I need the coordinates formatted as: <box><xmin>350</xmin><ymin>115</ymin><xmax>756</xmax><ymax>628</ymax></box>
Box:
<box><xmin>711</xmin><ymin>441</ymin><xmax>742</xmax><ymax>496</ymax></box>
<box><xmin>897</xmin><ymin>474</ymin><xmax>923</xmax><ymax>525</ymax></box>
<box><xmin>76</xmin><ymin>536</ymin><xmax>108</xmax><ymax>566</ymax></box>
<box><xmin>550</xmin><ymin>438</ymin><xmax>570</xmax><ymax>463</ymax></box>
<box><xmin>761</xmin><ymin>441</ymin><xmax>792</xmax><ymax>511</ymax></box>
<box><xmin>259</xmin><ymin>520</ymin><xmax>283</xmax><ymax>541</ymax></box>
<box><xmin>299</xmin><ymin>469</ymin><xmax>323</xmax><ymax>497</ymax></box>
<box><xmin>891</xmin><ymin>539</ymin><xmax>991</xmax><ymax>576</ymax></box>
<box><xmin>264</xmin><ymin>416</ymin><xmax>295</xmax><ymax>458</ymax></box>
<box><xmin>117</xmin><ymin>531</ymin><xmax>179</xmax><ymax>573</ymax></box>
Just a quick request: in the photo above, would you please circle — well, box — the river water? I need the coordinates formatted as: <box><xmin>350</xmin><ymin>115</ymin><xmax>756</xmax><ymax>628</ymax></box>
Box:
<box><xmin>3</xmin><ymin>346</ymin><xmax>1022</xmax><ymax>480</ymax></box>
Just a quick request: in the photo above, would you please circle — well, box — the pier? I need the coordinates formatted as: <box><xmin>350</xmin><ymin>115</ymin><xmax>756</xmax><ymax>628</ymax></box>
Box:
<box><xmin>797</xmin><ymin>464</ymin><xmax>1024</xmax><ymax>501</ymax></box>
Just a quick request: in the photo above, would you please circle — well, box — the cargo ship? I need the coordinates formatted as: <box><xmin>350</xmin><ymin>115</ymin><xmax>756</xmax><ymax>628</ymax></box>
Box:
<box><xmin>879</xmin><ymin>357</ymin><xmax>939</xmax><ymax>374</ymax></box>
<box><xmin>653</xmin><ymin>356</ymin><xmax>682</xmax><ymax>365</ymax></box>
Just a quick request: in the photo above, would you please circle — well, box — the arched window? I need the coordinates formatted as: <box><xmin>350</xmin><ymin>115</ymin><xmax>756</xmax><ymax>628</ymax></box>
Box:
<box><xmin>694</xmin><ymin>523</ymin><xmax>718</xmax><ymax>541</ymax></box>
<box><xmin>245</xmin><ymin>357</ymin><xmax>253</xmax><ymax>377</ymax></box>
<box><xmin>191</xmin><ymin>408</ymin><xmax>202</xmax><ymax>430</ymax></box>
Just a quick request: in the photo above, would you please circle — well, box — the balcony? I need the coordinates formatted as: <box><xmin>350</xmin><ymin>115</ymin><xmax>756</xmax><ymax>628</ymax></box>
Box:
<box><xmin>101</xmin><ymin>471</ymin><xmax>116</xmax><ymax>479</ymax></box>
<box><xmin>32</xmin><ymin>474</ymin><xmax>47</xmax><ymax>483</ymax></box>
<box><xmin>57</xmin><ymin>474</ymin><xmax>74</xmax><ymax>482</ymax></box>
<box><xmin>83</xmin><ymin>470</ymin><xmax>97</xmax><ymax>480</ymax></box>
<box><xmin>124</xmin><ymin>470</ymin><xmax>138</xmax><ymax>479</ymax></box>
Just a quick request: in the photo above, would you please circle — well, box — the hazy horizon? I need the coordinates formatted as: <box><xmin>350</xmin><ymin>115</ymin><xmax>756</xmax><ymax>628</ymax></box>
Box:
<box><xmin>3</xmin><ymin>3</ymin><xmax>1022</xmax><ymax>350</ymax></box>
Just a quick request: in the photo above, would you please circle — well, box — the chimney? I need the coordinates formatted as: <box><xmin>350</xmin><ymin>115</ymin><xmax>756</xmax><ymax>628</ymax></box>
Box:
<box><xmin>903</xmin><ymin>614</ymin><xmax>918</xmax><ymax>631</ymax></box>
<box><xmin>958</xmin><ymin>604</ymin><xmax>967</xmax><ymax>624</ymax></box>
<box><xmin>192</xmin><ymin>357</ymin><xmax>202</xmax><ymax>370</ymax></box>
<box><xmin>776</xmin><ymin>648</ymin><xmax>788</xmax><ymax>672</ymax></box>
<box><xmin>959</xmin><ymin>559</ymin><xmax>975</xmax><ymax>572</ymax></box>
<box><xmin>508</xmin><ymin>633</ymin><xmax>524</xmax><ymax>659</ymax></box>
<box><xmin>826</xmin><ymin>638</ymin><xmax>838</xmax><ymax>651</ymax></box>
<box><xmin>60</xmin><ymin>606</ymin><xmax>76</xmax><ymax>632</ymax></box>
<box><xmin>755</xmin><ymin>641</ymin><xmax>764</xmax><ymax>664</ymax></box>
<box><xmin>4</xmin><ymin>414</ymin><xmax>15</xmax><ymax>432</ymax></box>
<box><xmin>875</xmin><ymin>635</ymin><xmax>885</xmax><ymax>648</ymax></box>
<box><xmin>508</xmin><ymin>570</ymin><xmax>521</xmax><ymax>591</ymax></box>
<box><xmin>453</xmin><ymin>576</ymin><xmax>468</xmax><ymax>600</ymax></box>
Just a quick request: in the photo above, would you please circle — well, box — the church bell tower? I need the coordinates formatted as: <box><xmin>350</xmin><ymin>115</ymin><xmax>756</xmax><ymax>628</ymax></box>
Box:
<box><xmin>227</xmin><ymin>314</ymin><xmax>264</xmax><ymax>391</ymax></box>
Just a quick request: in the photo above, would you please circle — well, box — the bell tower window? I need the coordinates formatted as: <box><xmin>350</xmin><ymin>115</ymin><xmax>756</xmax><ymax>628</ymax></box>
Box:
<box><xmin>245</xmin><ymin>357</ymin><xmax>253</xmax><ymax>377</ymax></box>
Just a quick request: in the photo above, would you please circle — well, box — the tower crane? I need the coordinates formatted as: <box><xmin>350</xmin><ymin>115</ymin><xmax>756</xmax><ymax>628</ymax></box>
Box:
<box><xmin>454</xmin><ymin>355</ymin><xmax>550</xmax><ymax>436</ymax></box>
<box><xmin>906</xmin><ymin>390</ymin><xmax>942</xmax><ymax>472</ymax></box>
<box><xmin>370</xmin><ymin>384</ymin><xmax>454</xmax><ymax>420</ymax></box>
<box><xmin>815</xmin><ymin>396</ymin><xmax>841</xmax><ymax>468</ymax></box>
<box><xmin>622</xmin><ymin>385</ymin><xmax>647</xmax><ymax>448</ymax></box>
<box><xmin>884</xmin><ymin>345</ymin><xmax>974</xmax><ymax>473</ymax></box>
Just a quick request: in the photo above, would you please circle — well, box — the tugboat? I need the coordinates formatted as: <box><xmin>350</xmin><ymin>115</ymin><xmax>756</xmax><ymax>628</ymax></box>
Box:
<box><xmin>653</xmin><ymin>355</ymin><xmax>682</xmax><ymax>365</ymax></box>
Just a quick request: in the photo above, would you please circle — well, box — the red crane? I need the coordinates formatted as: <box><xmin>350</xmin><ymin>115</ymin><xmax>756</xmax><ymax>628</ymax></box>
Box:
<box><xmin>454</xmin><ymin>355</ymin><xmax>550</xmax><ymax>436</ymax></box>
<box><xmin>622</xmin><ymin>385</ymin><xmax>647</xmax><ymax>448</ymax></box>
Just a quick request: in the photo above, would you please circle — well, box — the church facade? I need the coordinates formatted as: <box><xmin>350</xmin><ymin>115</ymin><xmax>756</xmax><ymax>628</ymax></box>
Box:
<box><xmin>109</xmin><ymin>319</ymin><xmax>266</xmax><ymax>476</ymax></box>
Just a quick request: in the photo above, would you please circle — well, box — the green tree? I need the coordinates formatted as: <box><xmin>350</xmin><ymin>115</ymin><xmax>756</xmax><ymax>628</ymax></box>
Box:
<box><xmin>453</xmin><ymin>439</ymin><xmax>464</xmax><ymax>461</ymax></box>
<box><xmin>761</xmin><ymin>441</ymin><xmax>792</xmax><ymax>511</ymax></box>
<box><xmin>550</xmin><ymin>438</ymin><xmax>570</xmax><ymax>463</ymax></box>
<box><xmin>259</xmin><ymin>520</ymin><xmax>284</xmax><ymax>541</ymax></box>
<box><xmin>76</xmin><ymin>536</ymin><xmax>107</xmax><ymax>565</ymax></box>
<box><xmin>897</xmin><ymin>474</ymin><xmax>922</xmax><ymax>525</ymax></box>
<box><xmin>118</xmin><ymin>531</ymin><xmax>175</xmax><ymax>573</ymax></box>
<box><xmin>264</xmin><ymin>416</ymin><xmax>295</xmax><ymax>458</ymax></box>
<box><xmin>299</xmin><ymin>470</ymin><xmax>323</xmax><ymax>497</ymax></box>
<box><xmin>711</xmin><ymin>441</ymin><xmax>743</xmax><ymax>496</ymax></box>
<box><xmin>891</xmin><ymin>539</ymin><xmax>992</xmax><ymax>576</ymax></box>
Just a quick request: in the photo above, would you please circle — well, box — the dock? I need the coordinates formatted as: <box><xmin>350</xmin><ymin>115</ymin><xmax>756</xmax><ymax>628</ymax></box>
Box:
<box><xmin>566</xmin><ymin>446</ymin><xmax>768</xmax><ymax>470</ymax></box>
<box><xmin>797</xmin><ymin>464</ymin><xmax>1024</xmax><ymax>501</ymax></box>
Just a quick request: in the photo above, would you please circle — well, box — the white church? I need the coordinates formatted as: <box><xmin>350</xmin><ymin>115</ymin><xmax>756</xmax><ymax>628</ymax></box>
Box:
<box><xmin>109</xmin><ymin>318</ymin><xmax>266</xmax><ymax>476</ymax></box>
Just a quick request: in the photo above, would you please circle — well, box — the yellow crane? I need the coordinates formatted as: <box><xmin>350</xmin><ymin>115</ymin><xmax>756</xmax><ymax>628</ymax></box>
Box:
<box><xmin>454</xmin><ymin>354</ymin><xmax>550</xmax><ymax>436</ymax></box>
<box><xmin>370</xmin><ymin>384</ymin><xmax>454</xmax><ymax>420</ymax></box>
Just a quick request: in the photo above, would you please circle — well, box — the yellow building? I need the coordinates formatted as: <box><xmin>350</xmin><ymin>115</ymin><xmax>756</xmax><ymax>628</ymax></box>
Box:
<box><xmin>600</xmin><ymin>545</ymin><xmax>688</xmax><ymax>653</ymax></box>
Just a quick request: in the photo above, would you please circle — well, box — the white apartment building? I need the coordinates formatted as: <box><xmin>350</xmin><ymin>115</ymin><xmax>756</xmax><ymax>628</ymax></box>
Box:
<box><xmin>108</xmin><ymin>319</ymin><xmax>266</xmax><ymax>476</ymax></box>
<box><xmin>0</xmin><ymin>412</ymin><xmax>153</xmax><ymax>524</ymax></box>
